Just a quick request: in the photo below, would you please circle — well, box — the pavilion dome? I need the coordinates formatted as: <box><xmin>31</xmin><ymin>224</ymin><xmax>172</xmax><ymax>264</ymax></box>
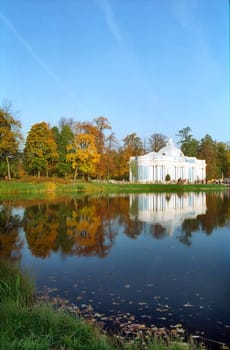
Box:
<box><xmin>158</xmin><ymin>138</ymin><xmax>184</xmax><ymax>158</ymax></box>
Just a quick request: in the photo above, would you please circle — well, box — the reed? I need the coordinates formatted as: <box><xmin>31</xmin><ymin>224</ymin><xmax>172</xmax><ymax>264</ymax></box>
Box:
<box><xmin>0</xmin><ymin>260</ymin><xmax>34</xmax><ymax>308</ymax></box>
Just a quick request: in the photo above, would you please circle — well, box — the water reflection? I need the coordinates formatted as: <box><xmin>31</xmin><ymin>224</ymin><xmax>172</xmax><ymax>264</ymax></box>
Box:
<box><xmin>130</xmin><ymin>192</ymin><xmax>207</xmax><ymax>237</ymax></box>
<box><xmin>0</xmin><ymin>192</ymin><xmax>230</xmax><ymax>261</ymax></box>
<box><xmin>0</xmin><ymin>192</ymin><xmax>230</xmax><ymax>345</ymax></box>
<box><xmin>0</xmin><ymin>202</ymin><xmax>23</xmax><ymax>261</ymax></box>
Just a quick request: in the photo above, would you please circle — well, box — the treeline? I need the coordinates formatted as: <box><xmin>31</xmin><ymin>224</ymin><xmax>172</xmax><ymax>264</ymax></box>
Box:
<box><xmin>0</xmin><ymin>103</ymin><xmax>230</xmax><ymax>181</ymax></box>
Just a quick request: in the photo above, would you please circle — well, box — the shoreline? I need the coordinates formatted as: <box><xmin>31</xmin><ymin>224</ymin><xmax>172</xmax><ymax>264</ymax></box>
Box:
<box><xmin>38</xmin><ymin>292</ymin><xmax>229</xmax><ymax>350</ymax></box>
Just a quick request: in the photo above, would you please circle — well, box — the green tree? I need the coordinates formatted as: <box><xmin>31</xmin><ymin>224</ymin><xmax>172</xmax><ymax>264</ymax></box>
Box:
<box><xmin>0</xmin><ymin>102</ymin><xmax>22</xmax><ymax>180</ymax></box>
<box><xmin>177</xmin><ymin>126</ymin><xmax>199</xmax><ymax>156</ymax></box>
<box><xmin>198</xmin><ymin>134</ymin><xmax>217</xmax><ymax>180</ymax></box>
<box><xmin>52</xmin><ymin>118</ymin><xmax>74</xmax><ymax>178</ymax></box>
<box><xmin>24</xmin><ymin>122</ymin><xmax>58</xmax><ymax>177</ymax></box>
<box><xmin>215</xmin><ymin>142</ymin><xmax>229</xmax><ymax>178</ymax></box>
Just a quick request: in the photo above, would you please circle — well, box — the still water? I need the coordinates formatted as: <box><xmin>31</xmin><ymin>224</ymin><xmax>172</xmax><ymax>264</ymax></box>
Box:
<box><xmin>1</xmin><ymin>191</ymin><xmax>230</xmax><ymax>345</ymax></box>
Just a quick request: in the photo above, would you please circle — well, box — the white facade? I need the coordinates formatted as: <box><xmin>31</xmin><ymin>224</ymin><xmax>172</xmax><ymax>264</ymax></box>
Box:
<box><xmin>129</xmin><ymin>138</ymin><xmax>206</xmax><ymax>183</ymax></box>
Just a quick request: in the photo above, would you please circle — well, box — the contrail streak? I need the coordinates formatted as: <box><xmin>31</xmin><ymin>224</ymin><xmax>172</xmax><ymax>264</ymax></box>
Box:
<box><xmin>0</xmin><ymin>12</ymin><xmax>61</xmax><ymax>84</ymax></box>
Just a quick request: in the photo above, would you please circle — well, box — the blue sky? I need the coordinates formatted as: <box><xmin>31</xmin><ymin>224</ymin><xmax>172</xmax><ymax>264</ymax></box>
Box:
<box><xmin>0</xmin><ymin>0</ymin><xmax>229</xmax><ymax>144</ymax></box>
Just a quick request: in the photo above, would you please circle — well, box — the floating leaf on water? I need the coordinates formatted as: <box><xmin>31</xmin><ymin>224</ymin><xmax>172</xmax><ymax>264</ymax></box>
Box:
<box><xmin>184</xmin><ymin>302</ymin><xmax>193</xmax><ymax>307</ymax></box>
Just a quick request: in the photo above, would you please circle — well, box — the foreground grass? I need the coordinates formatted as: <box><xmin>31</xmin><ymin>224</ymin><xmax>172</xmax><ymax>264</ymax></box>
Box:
<box><xmin>0</xmin><ymin>259</ymin><xmax>198</xmax><ymax>350</ymax></box>
<box><xmin>0</xmin><ymin>178</ymin><xmax>227</xmax><ymax>197</ymax></box>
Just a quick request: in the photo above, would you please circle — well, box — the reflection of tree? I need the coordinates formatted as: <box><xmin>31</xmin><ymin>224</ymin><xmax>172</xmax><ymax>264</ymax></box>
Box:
<box><xmin>177</xmin><ymin>192</ymin><xmax>230</xmax><ymax>245</ymax></box>
<box><xmin>0</xmin><ymin>202</ymin><xmax>23</xmax><ymax>261</ymax></box>
<box><xmin>152</xmin><ymin>224</ymin><xmax>167</xmax><ymax>239</ymax></box>
<box><xmin>120</xmin><ymin>196</ymin><xmax>143</xmax><ymax>239</ymax></box>
<box><xmin>177</xmin><ymin>218</ymin><xmax>200</xmax><ymax>246</ymax></box>
<box><xmin>199</xmin><ymin>192</ymin><xmax>230</xmax><ymax>234</ymax></box>
<box><xmin>24</xmin><ymin>204</ymin><xmax>58</xmax><ymax>258</ymax></box>
<box><xmin>65</xmin><ymin>196</ymin><xmax>119</xmax><ymax>257</ymax></box>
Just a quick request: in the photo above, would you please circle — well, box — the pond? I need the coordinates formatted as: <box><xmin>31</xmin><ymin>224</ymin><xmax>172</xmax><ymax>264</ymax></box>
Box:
<box><xmin>1</xmin><ymin>191</ymin><xmax>230</xmax><ymax>346</ymax></box>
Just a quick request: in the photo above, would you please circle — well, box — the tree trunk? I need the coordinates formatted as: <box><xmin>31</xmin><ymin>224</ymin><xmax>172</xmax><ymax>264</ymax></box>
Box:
<box><xmin>6</xmin><ymin>155</ymin><xmax>11</xmax><ymax>181</ymax></box>
<box><xmin>74</xmin><ymin>168</ymin><xmax>78</xmax><ymax>182</ymax></box>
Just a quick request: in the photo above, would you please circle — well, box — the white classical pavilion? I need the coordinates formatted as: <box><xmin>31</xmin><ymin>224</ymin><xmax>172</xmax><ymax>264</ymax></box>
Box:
<box><xmin>129</xmin><ymin>138</ymin><xmax>206</xmax><ymax>183</ymax></box>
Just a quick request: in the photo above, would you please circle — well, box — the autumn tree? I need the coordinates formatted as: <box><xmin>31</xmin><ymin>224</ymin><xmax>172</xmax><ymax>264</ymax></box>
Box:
<box><xmin>177</xmin><ymin>126</ymin><xmax>199</xmax><ymax>157</ymax></box>
<box><xmin>24</xmin><ymin>122</ymin><xmax>58</xmax><ymax>177</ymax></box>
<box><xmin>148</xmin><ymin>133</ymin><xmax>167</xmax><ymax>152</ymax></box>
<box><xmin>52</xmin><ymin>118</ymin><xmax>74</xmax><ymax>178</ymax></box>
<box><xmin>118</xmin><ymin>133</ymin><xmax>143</xmax><ymax>180</ymax></box>
<box><xmin>100</xmin><ymin>132</ymin><xmax>119</xmax><ymax>179</ymax></box>
<box><xmin>94</xmin><ymin>116</ymin><xmax>112</xmax><ymax>153</ymax></box>
<box><xmin>67</xmin><ymin>118</ymin><xmax>112</xmax><ymax>180</ymax></box>
<box><xmin>66</xmin><ymin>132</ymin><xmax>100</xmax><ymax>181</ymax></box>
<box><xmin>0</xmin><ymin>102</ymin><xmax>23</xmax><ymax>180</ymax></box>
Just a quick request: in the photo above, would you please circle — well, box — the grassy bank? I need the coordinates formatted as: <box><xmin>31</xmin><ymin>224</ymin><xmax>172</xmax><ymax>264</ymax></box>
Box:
<box><xmin>0</xmin><ymin>178</ymin><xmax>227</xmax><ymax>196</ymax></box>
<box><xmin>0</xmin><ymin>259</ymin><xmax>199</xmax><ymax>350</ymax></box>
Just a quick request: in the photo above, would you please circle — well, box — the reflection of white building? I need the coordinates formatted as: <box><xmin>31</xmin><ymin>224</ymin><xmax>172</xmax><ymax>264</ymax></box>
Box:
<box><xmin>130</xmin><ymin>192</ymin><xmax>206</xmax><ymax>236</ymax></box>
<box><xmin>129</xmin><ymin>138</ymin><xmax>206</xmax><ymax>183</ymax></box>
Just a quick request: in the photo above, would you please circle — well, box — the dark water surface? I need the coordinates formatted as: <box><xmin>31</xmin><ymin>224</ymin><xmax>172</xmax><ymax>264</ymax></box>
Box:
<box><xmin>1</xmin><ymin>191</ymin><xmax>230</xmax><ymax>345</ymax></box>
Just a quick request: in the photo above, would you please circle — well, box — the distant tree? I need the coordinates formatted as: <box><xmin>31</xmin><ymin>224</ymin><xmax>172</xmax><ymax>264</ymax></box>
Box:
<box><xmin>198</xmin><ymin>134</ymin><xmax>217</xmax><ymax>179</ymax></box>
<box><xmin>123</xmin><ymin>133</ymin><xmax>143</xmax><ymax>156</ymax></box>
<box><xmin>100</xmin><ymin>132</ymin><xmax>119</xmax><ymax>179</ymax></box>
<box><xmin>93</xmin><ymin>116</ymin><xmax>112</xmax><ymax>179</ymax></box>
<box><xmin>215</xmin><ymin>141</ymin><xmax>229</xmax><ymax>178</ymax></box>
<box><xmin>0</xmin><ymin>101</ymin><xmax>23</xmax><ymax>180</ymax></box>
<box><xmin>176</xmin><ymin>126</ymin><xmax>199</xmax><ymax>156</ymax></box>
<box><xmin>52</xmin><ymin>118</ymin><xmax>74</xmax><ymax>178</ymax></box>
<box><xmin>93</xmin><ymin>116</ymin><xmax>111</xmax><ymax>154</ymax></box>
<box><xmin>24</xmin><ymin>122</ymin><xmax>58</xmax><ymax>177</ymax></box>
<box><xmin>120</xmin><ymin>133</ymin><xmax>143</xmax><ymax>180</ymax></box>
<box><xmin>226</xmin><ymin>142</ymin><xmax>230</xmax><ymax>177</ymax></box>
<box><xmin>148</xmin><ymin>133</ymin><xmax>167</xmax><ymax>152</ymax></box>
<box><xmin>66</xmin><ymin>133</ymin><xmax>100</xmax><ymax>181</ymax></box>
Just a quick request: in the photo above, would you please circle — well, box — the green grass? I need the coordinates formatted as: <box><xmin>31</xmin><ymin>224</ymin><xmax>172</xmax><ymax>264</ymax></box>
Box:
<box><xmin>0</xmin><ymin>260</ymin><xmax>34</xmax><ymax>308</ymax></box>
<box><xmin>0</xmin><ymin>259</ymin><xmax>201</xmax><ymax>350</ymax></box>
<box><xmin>0</xmin><ymin>179</ymin><xmax>227</xmax><ymax>197</ymax></box>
